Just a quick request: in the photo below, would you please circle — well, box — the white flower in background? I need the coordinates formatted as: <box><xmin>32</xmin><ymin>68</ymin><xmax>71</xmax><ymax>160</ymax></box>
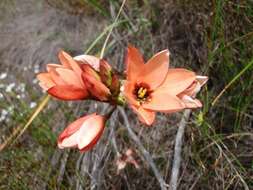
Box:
<box><xmin>30</xmin><ymin>102</ymin><xmax>37</xmax><ymax>108</ymax></box>
<box><xmin>17</xmin><ymin>94</ymin><xmax>21</xmax><ymax>99</ymax></box>
<box><xmin>34</xmin><ymin>65</ymin><xmax>40</xmax><ymax>73</ymax></box>
<box><xmin>5</xmin><ymin>83</ymin><xmax>15</xmax><ymax>93</ymax></box>
<box><xmin>0</xmin><ymin>73</ymin><xmax>7</xmax><ymax>79</ymax></box>
<box><xmin>0</xmin><ymin>109</ymin><xmax>8</xmax><ymax>122</ymax></box>
<box><xmin>0</xmin><ymin>92</ymin><xmax>3</xmax><ymax>99</ymax></box>
<box><xmin>0</xmin><ymin>84</ymin><xmax>4</xmax><ymax>88</ymax></box>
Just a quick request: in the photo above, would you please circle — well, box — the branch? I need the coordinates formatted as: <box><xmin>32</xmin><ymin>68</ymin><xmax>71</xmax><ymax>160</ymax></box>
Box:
<box><xmin>118</xmin><ymin>108</ymin><xmax>168</xmax><ymax>190</ymax></box>
<box><xmin>169</xmin><ymin>109</ymin><xmax>191</xmax><ymax>190</ymax></box>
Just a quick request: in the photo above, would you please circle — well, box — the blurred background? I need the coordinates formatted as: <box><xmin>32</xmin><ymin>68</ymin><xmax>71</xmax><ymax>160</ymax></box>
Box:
<box><xmin>0</xmin><ymin>0</ymin><xmax>253</xmax><ymax>189</ymax></box>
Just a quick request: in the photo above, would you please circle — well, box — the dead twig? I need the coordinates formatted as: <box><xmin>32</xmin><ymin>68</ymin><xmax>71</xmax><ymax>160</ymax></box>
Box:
<box><xmin>118</xmin><ymin>107</ymin><xmax>168</xmax><ymax>190</ymax></box>
<box><xmin>169</xmin><ymin>109</ymin><xmax>191</xmax><ymax>190</ymax></box>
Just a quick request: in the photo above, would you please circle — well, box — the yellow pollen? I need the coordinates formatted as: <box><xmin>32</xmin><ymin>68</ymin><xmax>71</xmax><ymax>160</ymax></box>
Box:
<box><xmin>137</xmin><ymin>87</ymin><xmax>147</xmax><ymax>99</ymax></box>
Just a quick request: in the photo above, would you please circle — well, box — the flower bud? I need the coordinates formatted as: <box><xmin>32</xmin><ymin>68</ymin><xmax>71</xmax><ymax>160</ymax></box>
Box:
<box><xmin>58</xmin><ymin>113</ymin><xmax>106</xmax><ymax>152</ymax></box>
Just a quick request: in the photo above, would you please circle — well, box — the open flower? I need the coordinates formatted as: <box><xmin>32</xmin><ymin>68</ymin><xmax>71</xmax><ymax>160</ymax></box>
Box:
<box><xmin>37</xmin><ymin>50</ymin><xmax>111</xmax><ymax>101</ymax></box>
<box><xmin>58</xmin><ymin>113</ymin><xmax>106</xmax><ymax>152</ymax></box>
<box><xmin>123</xmin><ymin>45</ymin><xmax>207</xmax><ymax>126</ymax></box>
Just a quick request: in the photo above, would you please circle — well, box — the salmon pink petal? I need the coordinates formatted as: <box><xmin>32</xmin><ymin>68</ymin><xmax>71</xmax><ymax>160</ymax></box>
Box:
<box><xmin>77</xmin><ymin>115</ymin><xmax>106</xmax><ymax>151</ymax></box>
<box><xmin>37</xmin><ymin>73</ymin><xmax>55</xmax><ymax>90</ymax></box>
<box><xmin>143</xmin><ymin>91</ymin><xmax>185</xmax><ymax>112</ymax></box>
<box><xmin>126</xmin><ymin>45</ymin><xmax>145</xmax><ymax>81</ymax></box>
<box><xmin>58</xmin><ymin>51</ymin><xmax>83</xmax><ymax>78</ymax></box>
<box><xmin>131</xmin><ymin>105</ymin><xmax>155</xmax><ymax>126</ymax></box>
<box><xmin>180</xmin><ymin>95</ymin><xmax>202</xmax><ymax>108</ymax></box>
<box><xmin>180</xmin><ymin>75</ymin><xmax>208</xmax><ymax>97</ymax></box>
<box><xmin>38</xmin><ymin>82</ymin><xmax>50</xmax><ymax>91</ymax></box>
<box><xmin>74</xmin><ymin>54</ymin><xmax>100</xmax><ymax>71</ymax></box>
<box><xmin>46</xmin><ymin>63</ymin><xmax>65</xmax><ymax>72</ymax></box>
<box><xmin>56</xmin><ymin>68</ymin><xmax>84</xmax><ymax>88</ymax></box>
<box><xmin>137</xmin><ymin>50</ymin><xmax>170</xmax><ymax>90</ymax></box>
<box><xmin>48</xmin><ymin>85</ymin><xmax>88</xmax><ymax>100</ymax></box>
<box><xmin>58</xmin><ymin>129</ymin><xmax>80</xmax><ymax>148</ymax></box>
<box><xmin>47</xmin><ymin>67</ymin><xmax>67</xmax><ymax>86</ymax></box>
<box><xmin>46</xmin><ymin>64</ymin><xmax>68</xmax><ymax>85</ymax></box>
<box><xmin>81</xmin><ymin>64</ymin><xmax>100</xmax><ymax>81</ymax></box>
<box><xmin>58</xmin><ymin>114</ymin><xmax>96</xmax><ymax>143</ymax></box>
<box><xmin>58</xmin><ymin>50</ymin><xmax>73</xmax><ymax>68</ymax></box>
<box><xmin>183</xmin><ymin>81</ymin><xmax>200</xmax><ymax>96</ymax></box>
<box><xmin>123</xmin><ymin>82</ymin><xmax>139</xmax><ymax>106</ymax></box>
<box><xmin>57</xmin><ymin>113</ymin><xmax>101</xmax><ymax>149</ymax></box>
<box><xmin>82</xmin><ymin>73</ymin><xmax>111</xmax><ymax>101</ymax></box>
<box><xmin>156</xmin><ymin>68</ymin><xmax>196</xmax><ymax>95</ymax></box>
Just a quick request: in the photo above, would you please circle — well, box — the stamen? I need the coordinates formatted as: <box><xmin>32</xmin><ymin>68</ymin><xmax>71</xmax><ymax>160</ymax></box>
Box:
<box><xmin>133</xmin><ymin>83</ymin><xmax>151</xmax><ymax>103</ymax></box>
<box><xmin>138</xmin><ymin>87</ymin><xmax>147</xmax><ymax>99</ymax></box>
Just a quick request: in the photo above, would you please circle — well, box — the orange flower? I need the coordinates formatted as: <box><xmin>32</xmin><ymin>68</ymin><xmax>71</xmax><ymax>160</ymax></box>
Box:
<box><xmin>123</xmin><ymin>45</ymin><xmax>207</xmax><ymax>126</ymax></box>
<box><xmin>37</xmin><ymin>50</ymin><xmax>110</xmax><ymax>101</ymax></box>
<box><xmin>58</xmin><ymin>113</ymin><xmax>106</xmax><ymax>152</ymax></box>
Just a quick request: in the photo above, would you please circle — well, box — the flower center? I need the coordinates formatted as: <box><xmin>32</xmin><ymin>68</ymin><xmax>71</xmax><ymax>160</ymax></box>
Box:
<box><xmin>134</xmin><ymin>83</ymin><xmax>152</xmax><ymax>102</ymax></box>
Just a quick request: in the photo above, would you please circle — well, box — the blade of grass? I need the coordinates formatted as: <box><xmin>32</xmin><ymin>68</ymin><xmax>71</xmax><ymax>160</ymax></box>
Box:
<box><xmin>0</xmin><ymin>95</ymin><xmax>50</xmax><ymax>151</ymax></box>
<box><xmin>85</xmin><ymin>19</ymin><xmax>128</xmax><ymax>55</ymax></box>
<box><xmin>100</xmin><ymin>0</ymin><xmax>127</xmax><ymax>58</ymax></box>
<box><xmin>212</xmin><ymin>58</ymin><xmax>253</xmax><ymax>106</ymax></box>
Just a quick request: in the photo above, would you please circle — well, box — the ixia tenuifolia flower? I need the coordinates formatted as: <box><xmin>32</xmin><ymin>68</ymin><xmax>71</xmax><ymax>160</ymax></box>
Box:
<box><xmin>58</xmin><ymin>113</ymin><xmax>106</xmax><ymax>152</ymax></box>
<box><xmin>123</xmin><ymin>45</ymin><xmax>207</xmax><ymax>126</ymax></box>
<box><xmin>37</xmin><ymin>50</ymin><xmax>119</xmax><ymax>102</ymax></box>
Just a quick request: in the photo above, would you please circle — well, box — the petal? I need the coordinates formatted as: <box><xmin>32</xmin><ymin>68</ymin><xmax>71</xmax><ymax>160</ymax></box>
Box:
<box><xmin>47</xmin><ymin>85</ymin><xmax>89</xmax><ymax>100</ymax></box>
<box><xmin>181</xmin><ymin>81</ymin><xmax>200</xmax><ymax>96</ymax></box>
<box><xmin>180</xmin><ymin>75</ymin><xmax>208</xmax><ymax>97</ymax></box>
<box><xmin>143</xmin><ymin>91</ymin><xmax>185</xmax><ymax>112</ymax></box>
<box><xmin>77</xmin><ymin>115</ymin><xmax>106</xmax><ymax>151</ymax></box>
<box><xmin>48</xmin><ymin>67</ymin><xmax>67</xmax><ymax>86</ymax></box>
<box><xmin>38</xmin><ymin>82</ymin><xmax>50</xmax><ymax>91</ymax></box>
<box><xmin>58</xmin><ymin>51</ymin><xmax>83</xmax><ymax>78</ymax></box>
<box><xmin>46</xmin><ymin>63</ymin><xmax>65</xmax><ymax>72</ymax></box>
<box><xmin>58</xmin><ymin>114</ymin><xmax>95</xmax><ymax>141</ymax></box>
<box><xmin>58</xmin><ymin>114</ymin><xmax>97</xmax><ymax>149</ymax></box>
<box><xmin>36</xmin><ymin>73</ymin><xmax>55</xmax><ymax>90</ymax></box>
<box><xmin>156</xmin><ymin>68</ymin><xmax>196</xmax><ymax>95</ymax></box>
<box><xmin>196</xmin><ymin>75</ymin><xmax>208</xmax><ymax>87</ymax></box>
<box><xmin>58</xmin><ymin>50</ymin><xmax>72</xmax><ymax>68</ymax></box>
<box><xmin>137</xmin><ymin>50</ymin><xmax>170</xmax><ymax>90</ymax></box>
<box><xmin>81</xmin><ymin>64</ymin><xmax>100</xmax><ymax>81</ymax></box>
<box><xmin>82</xmin><ymin>73</ymin><xmax>111</xmax><ymax>101</ymax></box>
<box><xmin>58</xmin><ymin>130</ymin><xmax>79</xmax><ymax>148</ymax></box>
<box><xmin>125</xmin><ymin>45</ymin><xmax>145</xmax><ymax>81</ymax></box>
<box><xmin>99</xmin><ymin>59</ymin><xmax>113</xmax><ymax>87</ymax></box>
<box><xmin>131</xmin><ymin>105</ymin><xmax>155</xmax><ymax>126</ymax></box>
<box><xmin>123</xmin><ymin>82</ymin><xmax>139</xmax><ymax>106</ymax></box>
<box><xmin>180</xmin><ymin>95</ymin><xmax>202</xmax><ymax>108</ymax></box>
<box><xmin>74</xmin><ymin>54</ymin><xmax>100</xmax><ymax>71</ymax></box>
<box><xmin>56</xmin><ymin>68</ymin><xmax>84</xmax><ymax>88</ymax></box>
